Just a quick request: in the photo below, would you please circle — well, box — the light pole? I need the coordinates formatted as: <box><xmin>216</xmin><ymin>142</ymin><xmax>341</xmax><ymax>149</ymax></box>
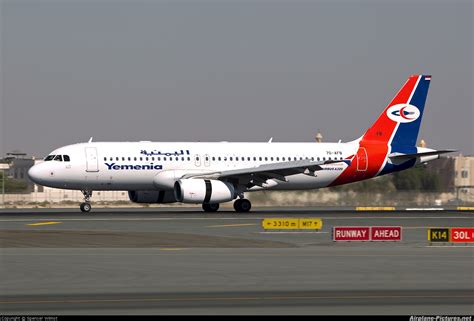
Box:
<box><xmin>0</xmin><ymin>163</ymin><xmax>10</xmax><ymax>207</ymax></box>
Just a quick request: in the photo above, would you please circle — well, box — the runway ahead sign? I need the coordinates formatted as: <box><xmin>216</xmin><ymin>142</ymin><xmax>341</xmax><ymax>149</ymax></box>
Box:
<box><xmin>333</xmin><ymin>226</ymin><xmax>402</xmax><ymax>242</ymax></box>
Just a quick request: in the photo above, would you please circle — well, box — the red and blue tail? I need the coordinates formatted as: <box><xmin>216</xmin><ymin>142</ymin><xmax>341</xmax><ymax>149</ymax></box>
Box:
<box><xmin>363</xmin><ymin>75</ymin><xmax>431</xmax><ymax>147</ymax></box>
<box><xmin>330</xmin><ymin>75</ymin><xmax>432</xmax><ymax>186</ymax></box>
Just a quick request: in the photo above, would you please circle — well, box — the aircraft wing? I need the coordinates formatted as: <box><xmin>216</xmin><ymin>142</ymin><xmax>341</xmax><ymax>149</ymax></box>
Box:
<box><xmin>181</xmin><ymin>159</ymin><xmax>351</xmax><ymax>187</ymax></box>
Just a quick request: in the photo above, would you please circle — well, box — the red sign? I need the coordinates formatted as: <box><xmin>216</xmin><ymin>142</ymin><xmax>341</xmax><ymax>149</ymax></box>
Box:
<box><xmin>333</xmin><ymin>227</ymin><xmax>370</xmax><ymax>241</ymax></box>
<box><xmin>450</xmin><ymin>228</ymin><xmax>474</xmax><ymax>243</ymax></box>
<box><xmin>371</xmin><ymin>226</ymin><xmax>402</xmax><ymax>241</ymax></box>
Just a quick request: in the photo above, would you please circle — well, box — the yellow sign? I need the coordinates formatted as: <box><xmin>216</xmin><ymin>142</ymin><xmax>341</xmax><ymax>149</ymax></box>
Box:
<box><xmin>457</xmin><ymin>207</ymin><xmax>474</xmax><ymax>211</ymax></box>
<box><xmin>262</xmin><ymin>218</ymin><xmax>323</xmax><ymax>230</ymax></box>
<box><xmin>356</xmin><ymin>207</ymin><xmax>396</xmax><ymax>211</ymax></box>
<box><xmin>298</xmin><ymin>219</ymin><xmax>323</xmax><ymax>230</ymax></box>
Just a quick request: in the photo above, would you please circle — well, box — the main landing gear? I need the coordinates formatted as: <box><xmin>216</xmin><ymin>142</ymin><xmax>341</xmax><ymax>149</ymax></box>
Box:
<box><xmin>80</xmin><ymin>190</ymin><xmax>93</xmax><ymax>213</ymax></box>
<box><xmin>233</xmin><ymin>198</ymin><xmax>251</xmax><ymax>213</ymax></box>
<box><xmin>201</xmin><ymin>198</ymin><xmax>252</xmax><ymax>213</ymax></box>
<box><xmin>202</xmin><ymin>203</ymin><xmax>220</xmax><ymax>212</ymax></box>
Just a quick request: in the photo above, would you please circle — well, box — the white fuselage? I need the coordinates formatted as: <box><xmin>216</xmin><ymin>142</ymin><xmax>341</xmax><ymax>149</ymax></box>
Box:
<box><xmin>29</xmin><ymin>141</ymin><xmax>358</xmax><ymax>191</ymax></box>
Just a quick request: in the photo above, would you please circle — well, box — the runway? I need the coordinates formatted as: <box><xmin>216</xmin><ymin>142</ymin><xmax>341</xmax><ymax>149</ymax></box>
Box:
<box><xmin>0</xmin><ymin>207</ymin><xmax>473</xmax><ymax>314</ymax></box>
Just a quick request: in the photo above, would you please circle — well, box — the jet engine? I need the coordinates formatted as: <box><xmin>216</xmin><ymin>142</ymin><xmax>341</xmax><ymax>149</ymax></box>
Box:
<box><xmin>174</xmin><ymin>179</ymin><xmax>235</xmax><ymax>203</ymax></box>
<box><xmin>128</xmin><ymin>190</ymin><xmax>177</xmax><ymax>203</ymax></box>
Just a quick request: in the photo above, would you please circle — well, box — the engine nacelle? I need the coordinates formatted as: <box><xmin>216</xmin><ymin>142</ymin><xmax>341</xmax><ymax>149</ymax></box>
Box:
<box><xmin>128</xmin><ymin>190</ymin><xmax>177</xmax><ymax>204</ymax></box>
<box><xmin>174</xmin><ymin>179</ymin><xmax>235</xmax><ymax>204</ymax></box>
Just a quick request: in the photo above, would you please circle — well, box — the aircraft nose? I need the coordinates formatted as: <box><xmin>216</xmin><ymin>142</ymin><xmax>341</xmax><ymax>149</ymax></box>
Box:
<box><xmin>28</xmin><ymin>165</ymin><xmax>46</xmax><ymax>184</ymax></box>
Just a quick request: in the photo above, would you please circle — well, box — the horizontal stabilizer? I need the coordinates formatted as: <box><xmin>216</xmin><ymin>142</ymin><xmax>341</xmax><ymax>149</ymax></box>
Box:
<box><xmin>388</xmin><ymin>150</ymin><xmax>456</xmax><ymax>160</ymax></box>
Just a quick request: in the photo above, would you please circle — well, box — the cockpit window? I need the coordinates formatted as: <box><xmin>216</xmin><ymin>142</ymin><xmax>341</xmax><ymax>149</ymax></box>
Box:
<box><xmin>44</xmin><ymin>155</ymin><xmax>55</xmax><ymax>161</ymax></box>
<box><xmin>63</xmin><ymin>155</ymin><xmax>70</xmax><ymax>162</ymax></box>
<box><xmin>53</xmin><ymin>155</ymin><xmax>63</xmax><ymax>161</ymax></box>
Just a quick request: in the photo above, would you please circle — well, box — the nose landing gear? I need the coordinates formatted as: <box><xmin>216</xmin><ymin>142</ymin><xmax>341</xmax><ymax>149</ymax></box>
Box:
<box><xmin>80</xmin><ymin>190</ymin><xmax>93</xmax><ymax>213</ymax></box>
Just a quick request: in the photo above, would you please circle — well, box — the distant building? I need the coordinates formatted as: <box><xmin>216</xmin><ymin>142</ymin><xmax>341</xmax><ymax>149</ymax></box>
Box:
<box><xmin>454</xmin><ymin>155</ymin><xmax>474</xmax><ymax>199</ymax></box>
<box><xmin>1</xmin><ymin>151</ymin><xmax>36</xmax><ymax>192</ymax></box>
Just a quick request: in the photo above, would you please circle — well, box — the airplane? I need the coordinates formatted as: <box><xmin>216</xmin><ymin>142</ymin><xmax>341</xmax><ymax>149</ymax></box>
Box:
<box><xmin>28</xmin><ymin>75</ymin><xmax>454</xmax><ymax>213</ymax></box>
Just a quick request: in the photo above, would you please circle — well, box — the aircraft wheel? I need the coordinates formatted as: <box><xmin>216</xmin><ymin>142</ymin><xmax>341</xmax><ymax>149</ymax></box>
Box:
<box><xmin>202</xmin><ymin>203</ymin><xmax>219</xmax><ymax>212</ymax></box>
<box><xmin>80</xmin><ymin>202</ymin><xmax>91</xmax><ymax>213</ymax></box>
<box><xmin>234</xmin><ymin>199</ymin><xmax>251</xmax><ymax>213</ymax></box>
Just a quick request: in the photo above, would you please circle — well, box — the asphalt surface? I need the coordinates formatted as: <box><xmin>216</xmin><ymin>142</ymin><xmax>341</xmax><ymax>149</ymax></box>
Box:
<box><xmin>0</xmin><ymin>207</ymin><xmax>473</xmax><ymax>315</ymax></box>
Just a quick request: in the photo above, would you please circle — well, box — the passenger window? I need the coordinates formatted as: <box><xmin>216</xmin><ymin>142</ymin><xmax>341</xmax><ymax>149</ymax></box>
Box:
<box><xmin>187</xmin><ymin>157</ymin><xmax>190</xmax><ymax>161</ymax></box>
<box><xmin>164</xmin><ymin>157</ymin><xmax>167</xmax><ymax>161</ymax></box>
<box><xmin>128</xmin><ymin>157</ymin><xmax>131</xmax><ymax>161</ymax></box>
<box><xmin>265</xmin><ymin>157</ymin><xmax>268</xmax><ymax>161</ymax></box>
<box><xmin>276</xmin><ymin>157</ymin><xmax>279</xmax><ymax>161</ymax></box>
<box><xmin>122</xmin><ymin>157</ymin><xmax>125</xmax><ymax>161</ymax></box>
<box><xmin>311</xmin><ymin>157</ymin><xmax>314</xmax><ymax>161</ymax></box>
<box><xmin>317</xmin><ymin>157</ymin><xmax>320</xmax><ymax>161</ymax></box>
<box><xmin>230</xmin><ymin>157</ymin><xmax>233</xmax><ymax>161</ymax></box>
<box><xmin>157</xmin><ymin>157</ymin><xmax>161</xmax><ymax>161</ymax></box>
<box><xmin>134</xmin><ymin>157</ymin><xmax>137</xmax><ymax>161</ymax></box>
<box><xmin>54</xmin><ymin>155</ymin><xmax>63</xmax><ymax>162</ymax></box>
<box><xmin>218</xmin><ymin>157</ymin><xmax>222</xmax><ymax>161</ymax></box>
<box><xmin>146</xmin><ymin>157</ymin><xmax>149</xmax><ymax>161</ymax></box>
<box><xmin>110</xmin><ymin>157</ymin><xmax>113</xmax><ymax>161</ymax></box>
<box><xmin>247</xmin><ymin>157</ymin><xmax>250</xmax><ymax>161</ymax></box>
<box><xmin>116</xmin><ymin>157</ymin><xmax>119</xmax><ymax>161</ymax></box>
<box><xmin>253</xmin><ymin>157</ymin><xmax>256</xmax><ymax>161</ymax></box>
<box><xmin>259</xmin><ymin>157</ymin><xmax>262</xmax><ymax>161</ymax></box>
<box><xmin>181</xmin><ymin>157</ymin><xmax>185</xmax><ymax>161</ymax></box>
<box><xmin>103</xmin><ymin>157</ymin><xmax>107</xmax><ymax>161</ymax></box>
<box><xmin>63</xmin><ymin>155</ymin><xmax>71</xmax><ymax>162</ymax></box>
<box><xmin>282</xmin><ymin>157</ymin><xmax>285</xmax><ymax>161</ymax></box>
<box><xmin>140</xmin><ymin>157</ymin><xmax>143</xmax><ymax>161</ymax></box>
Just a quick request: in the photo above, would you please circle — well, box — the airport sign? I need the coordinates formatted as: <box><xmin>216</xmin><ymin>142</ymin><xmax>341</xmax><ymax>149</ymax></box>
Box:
<box><xmin>262</xmin><ymin>218</ymin><xmax>323</xmax><ymax>230</ymax></box>
<box><xmin>428</xmin><ymin>228</ymin><xmax>450</xmax><ymax>242</ymax></box>
<box><xmin>332</xmin><ymin>227</ymin><xmax>370</xmax><ymax>241</ymax></box>
<box><xmin>333</xmin><ymin>226</ymin><xmax>403</xmax><ymax>241</ymax></box>
<box><xmin>370</xmin><ymin>226</ymin><xmax>402</xmax><ymax>241</ymax></box>
<box><xmin>450</xmin><ymin>228</ymin><xmax>474</xmax><ymax>243</ymax></box>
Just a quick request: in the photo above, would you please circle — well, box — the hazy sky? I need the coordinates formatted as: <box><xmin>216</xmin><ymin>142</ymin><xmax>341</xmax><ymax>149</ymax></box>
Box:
<box><xmin>1</xmin><ymin>0</ymin><xmax>472</xmax><ymax>158</ymax></box>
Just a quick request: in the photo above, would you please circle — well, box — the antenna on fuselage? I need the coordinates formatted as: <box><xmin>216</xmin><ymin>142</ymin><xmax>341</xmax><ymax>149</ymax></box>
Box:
<box><xmin>268</xmin><ymin>137</ymin><xmax>273</xmax><ymax>143</ymax></box>
<box><xmin>88</xmin><ymin>137</ymin><xmax>93</xmax><ymax>143</ymax></box>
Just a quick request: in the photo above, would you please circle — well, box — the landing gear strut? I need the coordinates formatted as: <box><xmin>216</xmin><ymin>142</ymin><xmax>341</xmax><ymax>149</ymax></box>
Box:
<box><xmin>80</xmin><ymin>190</ymin><xmax>93</xmax><ymax>213</ymax></box>
<box><xmin>202</xmin><ymin>203</ymin><xmax>220</xmax><ymax>212</ymax></box>
<box><xmin>234</xmin><ymin>199</ymin><xmax>251</xmax><ymax>213</ymax></box>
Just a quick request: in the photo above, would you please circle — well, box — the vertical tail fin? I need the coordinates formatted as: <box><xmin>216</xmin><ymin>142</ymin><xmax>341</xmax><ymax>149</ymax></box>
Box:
<box><xmin>362</xmin><ymin>75</ymin><xmax>431</xmax><ymax>147</ymax></box>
